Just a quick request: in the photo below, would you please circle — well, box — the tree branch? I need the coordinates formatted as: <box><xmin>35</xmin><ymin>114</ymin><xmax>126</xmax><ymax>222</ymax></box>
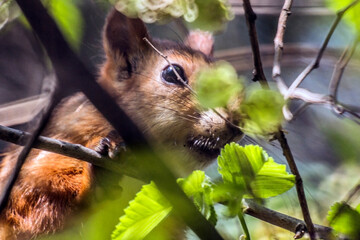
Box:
<box><xmin>286</xmin><ymin>0</ymin><xmax>360</xmax><ymax>98</ymax></box>
<box><xmin>242</xmin><ymin>0</ymin><xmax>269</xmax><ymax>88</ymax></box>
<box><xmin>271</xmin><ymin>1</ymin><xmax>316</xmax><ymax>238</ymax></box>
<box><xmin>243</xmin><ymin>199</ymin><xmax>333</xmax><ymax>239</ymax></box>
<box><xmin>329</xmin><ymin>38</ymin><xmax>359</xmax><ymax>103</ymax></box>
<box><xmin>0</xmin><ymin>125</ymin><xmax>141</xmax><ymax>180</ymax></box>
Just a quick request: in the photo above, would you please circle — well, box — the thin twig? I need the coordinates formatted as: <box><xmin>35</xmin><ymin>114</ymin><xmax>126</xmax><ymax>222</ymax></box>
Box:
<box><xmin>329</xmin><ymin>38</ymin><xmax>359</xmax><ymax>102</ymax></box>
<box><xmin>242</xmin><ymin>0</ymin><xmax>269</xmax><ymax>88</ymax></box>
<box><xmin>272</xmin><ymin>0</ymin><xmax>293</xmax><ymax>90</ymax></box>
<box><xmin>0</xmin><ymin>125</ymin><xmax>141</xmax><ymax>180</ymax></box>
<box><xmin>243</xmin><ymin>199</ymin><xmax>333</xmax><ymax>239</ymax></box>
<box><xmin>272</xmin><ymin>1</ymin><xmax>316</xmax><ymax>238</ymax></box>
<box><xmin>286</xmin><ymin>0</ymin><xmax>360</xmax><ymax>98</ymax></box>
<box><xmin>275</xmin><ymin>131</ymin><xmax>316</xmax><ymax>239</ymax></box>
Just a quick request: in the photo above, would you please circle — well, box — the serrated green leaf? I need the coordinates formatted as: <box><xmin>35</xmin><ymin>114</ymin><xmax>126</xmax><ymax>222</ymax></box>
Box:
<box><xmin>48</xmin><ymin>0</ymin><xmax>84</xmax><ymax>50</ymax></box>
<box><xmin>218</xmin><ymin>143</ymin><xmax>266</xmax><ymax>186</ymax></box>
<box><xmin>240</xmin><ymin>86</ymin><xmax>285</xmax><ymax>137</ymax></box>
<box><xmin>177</xmin><ymin>170</ymin><xmax>217</xmax><ymax>224</ymax></box>
<box><xmin>247</xmin><ymin>158</ymin><xmax>295</xmax><ymax>198</ymax></box>
<box><xmin>195</xmin><ymin>61</ymin><xmax>243</xmax><ymax>109</ymax></box>
<box><xmin>327</xmin><ymin>202</ymin><xmax>360</xmax><ymax>238</ymax></box>
<box><xmin>218</xmin><ymin>143</ymin><xmax>294</xmax><ymax>199</ymax></box>
<box><xmin>111</xmin><ymin>182</ymin><xmax>172</xmax><ymax>240</ymax></box>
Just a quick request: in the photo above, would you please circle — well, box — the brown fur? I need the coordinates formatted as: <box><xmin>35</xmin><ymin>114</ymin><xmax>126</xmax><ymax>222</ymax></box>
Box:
<box><xmin>0</xmin><ymin>9</ymin><xmax>243</xmax><ymax>239</ymax></box>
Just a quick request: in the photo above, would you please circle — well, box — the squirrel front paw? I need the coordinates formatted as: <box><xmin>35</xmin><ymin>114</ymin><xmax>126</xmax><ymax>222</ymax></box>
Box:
<box><xmin>94</xmin><ymin>131</ymin><xmax>126</xmax><ymax>159</ymax></box>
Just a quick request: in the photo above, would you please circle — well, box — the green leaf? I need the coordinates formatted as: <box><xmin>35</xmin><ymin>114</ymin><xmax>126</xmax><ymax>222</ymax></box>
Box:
<box><xmin>325</xmin><ymin>0</ymin><xmax>360</xmax><ymax>35</ymax></box>
<box><xmin>48</xmin><ymin>0</ymin><xmax>84</xmax><ymax>50</ymax></box>
<box><xmin>187</xmin><ymin>0</ymin><xmax>233</xmax><ymax>31</ymax></box>
<box><xmin>249</xmin><ymin>158</ymin><xmax>295</xmax><ymax>198</ymax></box>
<box><xmin>111</xmin><ymin>182</ymin><xmax>172</xmax><ymax>240</ymax></box>
<box><xmin>240</xmin><ymin>86</ymin><xmax>285</xmax><ymax>137</ymax></box>
<box><xmin>327</xmin><ymin>202</ymin><xmax>360</xmax><ymax>238</ymax></box>
<box><xmin>218</xmin><ymin>143</ymin><xmax>294</xmax><ymax>199</ymax></box>
<box><xmin>177</xmin><ymin>170</ymin><xmax>217</xmax><ymax>224</ymax></box>
<box><xmin>195</xmin><ymin>61</ymin><xmax>243</xmax><ymax>109</ymax></box>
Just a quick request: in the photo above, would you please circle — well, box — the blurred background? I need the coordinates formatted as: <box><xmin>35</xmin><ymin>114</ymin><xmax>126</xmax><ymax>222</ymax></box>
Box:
<box><xmin>0</xmin><ymin>0</ymin><xmax>360</xmax><ymax>239</ymax></box>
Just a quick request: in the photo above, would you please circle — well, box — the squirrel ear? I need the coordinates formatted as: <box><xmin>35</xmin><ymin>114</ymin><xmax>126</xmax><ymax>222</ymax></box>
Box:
<box><xmin>103</xmin><ymin>9</ymin><xmax>150</xmax><ymax>59</ymax></box>
<box><xmin>184</xmin><ymin>30</ymin><xmax>214</xmax><ymax>56</ymax></box>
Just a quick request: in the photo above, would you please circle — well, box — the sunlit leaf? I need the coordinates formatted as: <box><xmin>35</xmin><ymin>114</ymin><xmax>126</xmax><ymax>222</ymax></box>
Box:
<box><xmin>218</xmin><ymin>143</ymin><xmax>294</xmax><ymax>199</ymax></box>
<box><xmin>240</xmin><ymin>86</ymin><xmax>285</xmax><ymax>136</ymax></box>
<box><xmin>177</xmin><ymin>170</ymin><xmax>217</xmax><ymax>224</ymax></box>
<box><xmin>195</xmin><ymin>61</ymin><xmax>243</xmax><ymax>109</ymax></box>
<box><xmin>48</xmin><ymin>0</ymin><xmax>84</xmax><ymax>50</ymax></box>
<box><xmin>327</xmin><ymin>202</ymin><xmax>360</xmax><ymax>238</ymax></box>
<box><xmin>326</xmin><ymin>0</ymin><xmax>360</xmax><ymax>35</ymax></box>
<box><xmin>249</xmin><ymin>158</ymin><xmax>295</xmax><ymax>198</ymax></box>
<box><xmin>187</xmin><ymin>0</ymin><xmax>233</xmax><ymax>31</ymax></box>
<box><xmin>111</xmin><ymin>182</ymin><xmax>172</xmax><ymax>240</ymax></box>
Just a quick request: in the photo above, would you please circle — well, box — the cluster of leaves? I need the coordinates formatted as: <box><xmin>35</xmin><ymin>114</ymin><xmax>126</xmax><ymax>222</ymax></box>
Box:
<box><xmin>109</xmin><ymin>0</ymin><xmax>233</xmax><ymax>31</ymax></box>
<box><xmin>195</xmin><ymin>62</ymin><xmax>286</xmax><ymax>137</ymax></box>
<box><xmin>327</xmin><ymin>202</ymin><xmax>360</xmax><ymax>239</ymax></box>
<box><xmin>111</xmin><ymin>144</ymin><xmax>295</xmax><ymax>240</ymax></box>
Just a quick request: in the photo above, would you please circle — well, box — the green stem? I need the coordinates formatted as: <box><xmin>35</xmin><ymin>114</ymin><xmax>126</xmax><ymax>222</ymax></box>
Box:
<box><xmin>238</xmin><ymin>212</ymin><xmax>251</xmax><ymax>240</ymax></box>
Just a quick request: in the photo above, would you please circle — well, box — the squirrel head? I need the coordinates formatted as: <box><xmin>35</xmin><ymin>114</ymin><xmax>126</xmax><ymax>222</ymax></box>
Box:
<box><xmin>99</xmin><ymin>9</ymin><xmax>243</xmax><ymax>172</ymax></box>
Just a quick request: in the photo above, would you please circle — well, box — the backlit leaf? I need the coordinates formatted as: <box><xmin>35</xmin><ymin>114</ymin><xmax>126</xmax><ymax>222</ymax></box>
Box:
<box><xmin>111</xmin><ymin>182</ymin><xmax>172</xmax><ymax>240</ymax></box>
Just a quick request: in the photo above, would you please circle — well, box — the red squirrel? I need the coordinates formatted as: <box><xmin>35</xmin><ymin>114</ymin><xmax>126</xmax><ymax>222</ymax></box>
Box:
<box><xmin>0</xmin><ymin>9</ymin><xmax>243</xmax><ymax>239</ymax></box>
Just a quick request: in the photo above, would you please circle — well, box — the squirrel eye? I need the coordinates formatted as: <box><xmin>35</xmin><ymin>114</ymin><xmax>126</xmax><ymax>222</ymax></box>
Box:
<box><xmin>161</xmin><ymin>64</ymin><xmax>188</xmax><ymax>86</ymax></box>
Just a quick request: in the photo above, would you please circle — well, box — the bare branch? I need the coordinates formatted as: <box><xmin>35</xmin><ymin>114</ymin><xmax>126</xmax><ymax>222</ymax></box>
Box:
<box><xmin>0</xmin><ymin>125</ymin><xmax>141</xmax><ymax>180</ymax></box>
<box><xmin>272</xmin><ymin>0</ymin><xmax>293</xmax><ymax>90</ymax></box>
<box><xmin>274</xmin><ymin>131</ymin><xmax>316</xmax><ymax>239</ymax></box>
<box><xmin>329</xmin><ymin>38</ymin><xmax>359</xmax><ymax>102</ymax></box>
<box><xmin>271</xmin><ymin>1</ymin><xmax>316</xmax><ymax>238</ymax></box>
<box><xmin>242</xmin><ymin>0</ymin><xmax>269</xmax><ymax>88</ymax></box>
<box><xmin>286</xmin><ymin>0</ymin><xmax>360</xmax><ymax>98</ymax></box>
<box><xmin>243</xmin><ymin>199</ymin><xmax>333</xmax><ymax>239</ymax></box>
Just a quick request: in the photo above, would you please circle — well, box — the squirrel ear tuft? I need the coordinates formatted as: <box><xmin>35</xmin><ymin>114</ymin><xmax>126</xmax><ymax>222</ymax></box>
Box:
<box><xmin>103</xmin><ymin>9</ymin><xmax>150</xmax><ymax>58</ymax></box>
<box><xmin>185</xmin><ymin>30</ymin><xmax>214</xmax><ymax>56</ymax></box>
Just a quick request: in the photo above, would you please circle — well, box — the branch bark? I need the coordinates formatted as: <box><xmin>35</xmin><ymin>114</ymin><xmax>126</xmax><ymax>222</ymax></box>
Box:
<box><xmin>242</xmin><ymin>0</ymin><xmax>269</xmax><ymax>88</ymax></box>
<box><xmin>242</xmin><ymin>0</ymin><xmax>316</xmax><ymax>238</ymax></box>
<box><xmin>243</xmin><ymin>199</ymin><xmax>333</xmax><ymax>239</ymax></box>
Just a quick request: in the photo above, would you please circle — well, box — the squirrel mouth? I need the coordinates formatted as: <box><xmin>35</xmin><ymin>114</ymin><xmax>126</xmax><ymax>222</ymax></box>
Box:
<box><xmin>186</xmin><ymin>135</ymin><xmax>222</xmax><ymax>159</ymax></box>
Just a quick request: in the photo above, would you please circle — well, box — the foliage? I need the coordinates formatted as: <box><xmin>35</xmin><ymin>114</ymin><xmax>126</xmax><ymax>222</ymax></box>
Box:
<box><xmin>45</xmin><ymin>0</ymin><xmax>84</xmax><ymax>50</ymax></box>
<box><xmin>326</xmin><ymin>0</ymin><xmax>360</xmax><ymax>36</ymax></box>
<box><xmin>112</xmin><ymin>144</ymin><xmax>294</xmax><ymax>239</ymax></box>
<box><xmin>109</xmin><ymin>0</ymin><xmax>232</xmax><ymax>31</ymax></box>
<box><xmin>327</xmin><ymin>202</ymin><xmax>360</xmax><ymax>239</ymax></box>
<box><xmin>111</xmin><ymin>181</ymin><xmax>173</xmax><ymax>240</ymax></box>
<box><xmin>195</xmin><ymin>61</ymin><xmax>243</xmax><ymax>109</ymax></box>
<box><xmin>239</xmin><ymin>86</ymin><xmax>285</xmax><ymax>137</ymax></box>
